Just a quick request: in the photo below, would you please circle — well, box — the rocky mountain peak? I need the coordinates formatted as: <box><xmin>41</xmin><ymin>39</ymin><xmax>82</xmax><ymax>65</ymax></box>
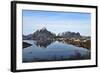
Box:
<box><xmin>37</xmin><ymin>27</ymin><xmax>47</xmax><ymax>32</ymax></box>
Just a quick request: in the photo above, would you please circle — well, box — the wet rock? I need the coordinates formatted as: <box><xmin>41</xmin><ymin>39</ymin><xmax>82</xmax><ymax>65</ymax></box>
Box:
<box><xmin>23</xmin><ymin>42</ymin><xmax>32</xmax><ymax>48</ymax></box>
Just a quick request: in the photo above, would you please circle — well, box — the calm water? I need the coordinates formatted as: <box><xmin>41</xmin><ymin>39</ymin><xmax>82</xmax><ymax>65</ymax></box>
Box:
<box><xmin>22</xmin><ymin>40</ymin><xmax>90</xmax><ymax>63</ymax></box>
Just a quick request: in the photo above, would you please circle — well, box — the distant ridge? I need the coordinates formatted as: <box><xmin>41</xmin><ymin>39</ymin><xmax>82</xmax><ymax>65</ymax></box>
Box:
<box><xmin>58</xmin><ymin>31</ymin><xmax>81</xmax><ymax>38</ymax></box>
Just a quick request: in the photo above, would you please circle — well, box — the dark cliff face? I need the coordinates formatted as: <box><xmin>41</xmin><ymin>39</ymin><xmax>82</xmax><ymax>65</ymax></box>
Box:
<box><xmin>32</xmin><ymin>27</ymin><xmax>55</xmax><ymax>41</ymax></box>
<box><xmin>59</xmin><ymin>31</ymin><xmax>81</xmax><ymax>38</ymax></box>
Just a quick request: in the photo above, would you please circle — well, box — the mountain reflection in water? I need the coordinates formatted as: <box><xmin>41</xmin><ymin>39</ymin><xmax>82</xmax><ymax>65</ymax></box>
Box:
<box><xmin>34</xmin><ymin>40</ymin><xmax>53</xmax><ymax>48</ymax></box>
<box><xmin>22</xmin><ymin>40</ymin><xmax>90</xmax><ymax>63</ymax></box>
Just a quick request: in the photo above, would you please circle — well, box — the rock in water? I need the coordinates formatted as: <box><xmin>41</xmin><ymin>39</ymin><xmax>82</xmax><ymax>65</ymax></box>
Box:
<box><xmin>23</xmin><ymin>42</ymin><xmax>32</xmax><ymax>48</ymax></box>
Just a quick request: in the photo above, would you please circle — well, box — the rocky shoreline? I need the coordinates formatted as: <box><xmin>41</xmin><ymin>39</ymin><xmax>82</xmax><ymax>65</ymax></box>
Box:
<box><xmin>23</xmin><ymin>28</ymin><xmax>91</xmax><ymax>49</ymax></box>
<box><xmin>56</xmin><ymin>38</ymin><xmax>91</xmax><ymax>49</ymax></box>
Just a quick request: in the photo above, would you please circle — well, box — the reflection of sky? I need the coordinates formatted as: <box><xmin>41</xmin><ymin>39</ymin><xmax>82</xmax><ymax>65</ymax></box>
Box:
<box><xmin>22</xmin><ymin>10</ymin><xmax>91</xmax><ymax>36</ymax></box>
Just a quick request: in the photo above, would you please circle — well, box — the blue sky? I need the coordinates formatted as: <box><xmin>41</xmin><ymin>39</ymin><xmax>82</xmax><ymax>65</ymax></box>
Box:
<box><xmin>22</xmin><ymin>10</ymin><xmax>91</xmax><ymax>36</ymax></box>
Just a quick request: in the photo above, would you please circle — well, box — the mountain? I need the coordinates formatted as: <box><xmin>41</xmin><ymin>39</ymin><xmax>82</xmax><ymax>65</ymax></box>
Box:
<box><xmin>59</xmin><ymin>31</ymin><xmax>81</xmax><ymax>38</ymax></box>
<box><xmin>32</xmin><ymin>27</ymin><xmax>56</xmax><ymax>41</ymax></box>
<box><xmin>23</xmin><ymin>27</ymin><xmax>56</xmax><ymax>41</ymax></box>
<box><xmin>23</xmin><ymin>28</ymin><xmax>82</xmax><ymax>40</ymax></box>
<box><xmin>23</xmin><ymin>34</ymin><xmax>33</xmax><ymax>40</ymax></box>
